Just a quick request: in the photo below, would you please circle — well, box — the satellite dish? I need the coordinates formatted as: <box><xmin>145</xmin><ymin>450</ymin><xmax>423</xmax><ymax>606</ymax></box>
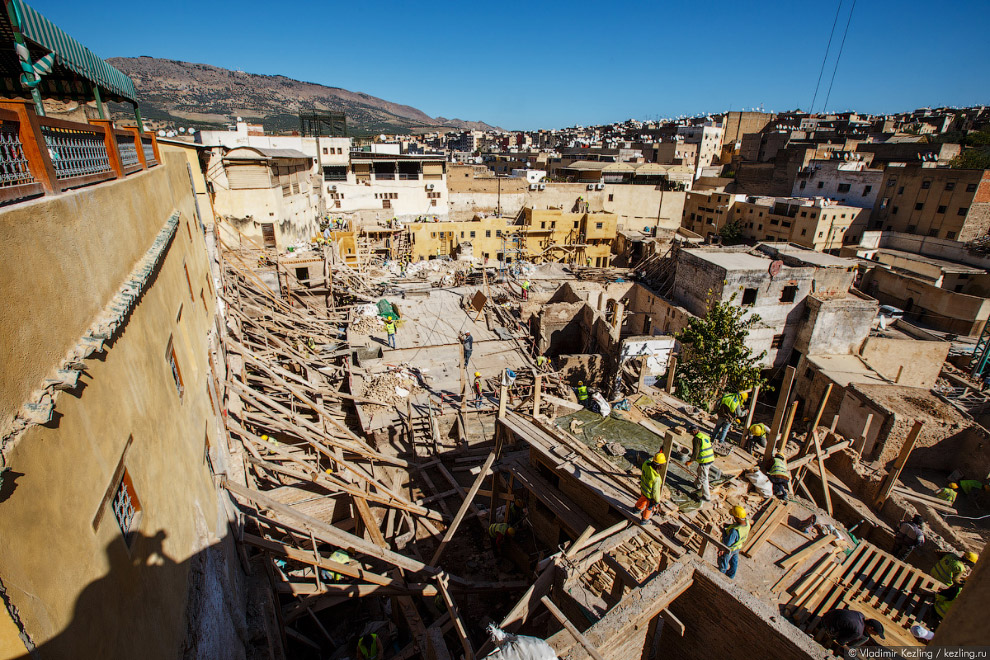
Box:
<box><xmin>769</xmin><ymin>260</ymin><xmax>783</xmax><ymax>278</ymax></box>
<box><xmin>157</xmin><ymin>129</ymin><xmax>166</xmax><ymax>136</ymax></box>
<box><xmin>178</xmin><ymin>127</ymin><xmax>186</xmax><ymax>133</ymax></box>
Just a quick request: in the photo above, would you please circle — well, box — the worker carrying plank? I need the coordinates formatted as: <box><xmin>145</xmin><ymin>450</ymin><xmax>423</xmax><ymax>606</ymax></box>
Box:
<box><xmin>766</xmin><ymin>452</ymin><xmax>791</xmax><ymax>501</ymax></box>
<box><xmin>685</xmin><ymin>425</ymin><xmax>714</xmax><ymax>502</ymax></box>
<box><xmin>717</xmin><ymin>505</ymin><xmax>750</xmax><ymax>579</ymax></box>
<box><xmin>635</xmin><ymin>451</ymin><xmax>667</xmax><ymax>523</ymax></box>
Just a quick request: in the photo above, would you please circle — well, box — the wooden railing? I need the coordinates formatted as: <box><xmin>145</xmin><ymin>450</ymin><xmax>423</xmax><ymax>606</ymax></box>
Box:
<box><xmin>0</xmin><ymin>100</ymin><xmax>161</xmax><ymax>206</ymax></box>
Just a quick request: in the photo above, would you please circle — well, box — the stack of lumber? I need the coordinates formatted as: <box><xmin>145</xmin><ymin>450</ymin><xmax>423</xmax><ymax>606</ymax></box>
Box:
<box><xmin>783</xmin><ymin>541</ymin><xmax>942</xmax><ymax>646</ymax></box>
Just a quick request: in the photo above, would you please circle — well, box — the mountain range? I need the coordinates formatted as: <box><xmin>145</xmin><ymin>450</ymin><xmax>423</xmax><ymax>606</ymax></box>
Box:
<box><xmin>107</xmin><ymin>56</ymin><xmax>497</xmax><ymax>135</ymax></box>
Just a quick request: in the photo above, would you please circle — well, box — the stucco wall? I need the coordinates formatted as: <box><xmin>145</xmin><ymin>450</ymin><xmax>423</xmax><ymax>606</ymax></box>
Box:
<box><xmin>0</xmin><ymin>154</ymin><xmax>246</xmax><ymax>658</ymax></box>
<box><xmin>858</xmin><ymin>336</ymin><xmax>950</xmax><ymax>389</ymax></box>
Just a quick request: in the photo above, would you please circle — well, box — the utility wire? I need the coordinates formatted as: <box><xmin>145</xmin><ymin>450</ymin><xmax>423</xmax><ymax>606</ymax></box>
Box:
<box><xmin>810</xmin><ymin>0</ymin><xmax>843</xmax><ymax>114</ymax></box>
<box><xmin>822</xmin><ymin>0</ymin><xmax>857</xmax><ymax>113</ymax></box>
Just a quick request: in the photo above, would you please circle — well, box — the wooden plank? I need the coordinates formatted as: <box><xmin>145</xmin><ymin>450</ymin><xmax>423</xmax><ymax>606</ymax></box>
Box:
<box><xmin>660</xmin><ymin>608</ymin><xmax>685</xmax><ymax>637</ymax></box>
<box><xmin>874</xmin><ymin>421</ymin><xmax>925</xmax><ymax>509</ymax></box>
<box><xmin>778</xmin><ymin>534</ymin><xmax>835</xmax><ymax>570</ymax></box>
<box><xmin>353</xmin><ymin>496</ymin><xmax>389</xmax><ymax>548</ymax></box>
<box><xmin>540</xmin><ymin>596</ymin><xmax>606</xmax><ymax>660</ymax></box>
<box><xmin>536</xmin><ymin>521</ymin><xmax>630</xmax><ymax>571</ymax></box>
<box><xmin>812</xmin><ymin>431</ymin><xmax>833</xmax><ymax>515</ymax></box>
<box><xmin>436</xmin><ymin>573</ymin><xmax>474</xmax><ymax>660</ymax></box>
<box><xmin>765</xmin><ymin>365</ymin><xmax>795</xmax><ymax>469</ymax></box>
<box><xmin>430</xmin><ymin>451</ymin><xmax>497</xmax><ymax>565</ymax></box>
<box><xmin>656</xmin><ymin>431</ymin><xmax>675</xmax><ymax>495</ymax></box>
<box><xmin>426</xmin><ymin>625</ymin><xmax>453</xmax><ymax>660</ymax></box>
<box><xmin>742</xmin><ymin>501</ymin><xmax>787</xmax><ymax>558</ymax></box>
<box><xmin>225</xmin><ymin>480</ymin><xmax>428</xmax><ymax>573</ymax></box>
<box><xmin>564</xmin><ymin>526</ymin><xmax>597</xmax><ymax>559</ymax></box>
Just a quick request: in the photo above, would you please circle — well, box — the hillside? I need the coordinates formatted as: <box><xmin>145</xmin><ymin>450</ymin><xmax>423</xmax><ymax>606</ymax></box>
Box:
<box><xmin>107</xmin><ymin>56</ymin><xmax>496</xmax><ymax>135</ymax></box>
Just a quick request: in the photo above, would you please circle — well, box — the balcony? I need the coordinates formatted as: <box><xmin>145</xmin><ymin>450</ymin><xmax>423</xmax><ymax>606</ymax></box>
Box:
<box><xmin>0</xmin><ymin>100</ymin><xmax>160</xmax><ymax>206</ymax></box>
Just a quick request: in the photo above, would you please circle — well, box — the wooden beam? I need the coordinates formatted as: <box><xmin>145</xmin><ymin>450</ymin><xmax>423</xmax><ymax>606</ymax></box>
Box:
<box><xmin>540</xmin><ymin>596</ymin><xmax>606</xmax><ymax>660</ymax></box>
<box><xmin>853</xmin><ymin>413</ymin><xmax>874</xmax><ymax>455</ymax></box>
<box><xmin>564</xmin><ymin>525</ymin><xmax>597</xmax><ymax>559</ymax></box>
<box><xmin>436</xmin><ymin>573</ymin><xmax>474</xmax><ymax>660</ymax></box>
<box><xmin>660</xmin><ymin>608</ymin><xmax>685</xmax><ymax>637</ymax></box>
<box><xmin>874</xmin><ymin>421</ymin><xmax>925</xmax><ymax>509</ymax></box>
<box><xmin>811</xmin><ymin>430</ymin><xmax>833</xmax><ymax>515</ymax></box>
<box><xmin>430</xmin><ymin>451</ymin><xmax>497</xmax><ymax>565</ymax></box>
<box><xmin>765</xmin><ymin>365</ymin><xmax>795</xmax><ymax>468</ymax></box>
<box><xmin>225</xmin><ymin>479</ymin><xmax>429</xmax><ymax>573</ymax></box>
<box><xmin>426</xmin><ymin>625</ymin><xmax>453</xmax><ymax>660</ymax></box>
<box><xmin>741</xmin><ymin>384</ymin><xmax>760</xmax><ymax>447</ymax></box>
<box><xmin>777</xmin><ymin>534</ymin><xmax>835</xmax><ymax>570</ymax></box>
<box><xmin>537</xmin><ymin>521</ymin><xmax>629</xmax><ymax>571</ymax></box>
<box><xmin>657</xmin><ymin>431</ymin><xmax>675</xmax><ymax>496</ymax></box>
<box><xmin>353</xmin><ymin>495</ymin><xmax>389</xmax><ymax>548</ymax></box>
<box><xmin>242</xmin><ymin>533</ymin><xmax>403</xmax><ymax>589</ymax></box>
<box><xmin>665</xmin><ymin>356</ymin><xmax>677</xmax><ymax>394</ymax></box>
<box><xmin>533</xmin><ymin>374</ymin><xmax>543</xmax><ymax>415</ymax></box>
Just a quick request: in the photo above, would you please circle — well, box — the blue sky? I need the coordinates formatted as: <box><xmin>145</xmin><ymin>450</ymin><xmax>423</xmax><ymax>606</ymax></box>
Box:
<box><xmin>34</xmin><ymin>0</ymin><xmax>990</xmax><ymax>130</ymax></box>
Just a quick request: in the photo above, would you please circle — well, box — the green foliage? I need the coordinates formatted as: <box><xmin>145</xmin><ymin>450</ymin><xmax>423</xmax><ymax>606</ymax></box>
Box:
<box><xmin>949</xmin><ymin>147</ymin><xmax>990</xmax><ymax>170</ymax></box>
<box><xmin>717</xmin><ymin>219</ymin><xmax>744</xmax><ymax>246</ymax></box>
<box><xmin>675</xmin><ymin>294</ymin><xmax>767</xmax><ymax>411</ymax></box>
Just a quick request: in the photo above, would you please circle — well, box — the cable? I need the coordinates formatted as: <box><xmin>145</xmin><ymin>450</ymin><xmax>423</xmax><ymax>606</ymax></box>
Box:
<box><xmin>810</xmin><ymin>0</ymin><xmax>843</xmax><ymax>113</ymax></box>
<box><xmin>942</xmin><ymin>513</ymin><xmax>990</xmax><ymax>521</ymax></box>
<box><xmin>822</xmin><ymin>0</ymin><xmax>857</xmax><ymax>113</ymax></box>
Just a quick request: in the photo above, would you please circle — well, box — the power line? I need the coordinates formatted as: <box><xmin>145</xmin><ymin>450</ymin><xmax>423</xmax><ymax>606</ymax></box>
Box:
<box><xmin>810</xmin><ymin>0</ymin><xmax>843</xmax><ymax>114</ymax></box>
<box><xmin>822</xmin><ymin>0</ymin><xmax>857</xmax><ymax>113</ymax></box>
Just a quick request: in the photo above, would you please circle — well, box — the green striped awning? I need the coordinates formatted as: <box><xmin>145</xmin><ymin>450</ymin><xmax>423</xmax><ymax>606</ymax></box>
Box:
<box><xmin>8</xmin><ymin>0</ymin><xmax>137</xmax><ymax>102</ymax></box>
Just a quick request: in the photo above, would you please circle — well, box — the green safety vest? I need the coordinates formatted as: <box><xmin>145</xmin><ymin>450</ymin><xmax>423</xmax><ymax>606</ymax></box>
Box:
<box><xmin>932</xmin><ymin>554</ymin><xmax>966</xmax><ymax>586</ymax></box>
<box><xmin>536</xmin><ymin>356</ymin><xmax>547</xmax><ymax>367</ymax></box>
<box><xmin>694</xmin><ymin>431</ymin><xmax>714</xmax><ymax>465</ymax></box>
<box><xmin>725</xmin><ymin>521</ymin><xmax>750</xmax><ymax>552</ymax></box>
<box><xmin>357</xmin><ymin>633</ymin><xmax>380</xmax><ymax>659</ymax></box>
<box><xmin>768</xmin><ymin>457</ymin><xmax>790</xmax><ymax>478</ymax></box>
<box><xmin>936</xmin><ymin>488</ymin><xmax>958</xmax><ymax>504</ymax></box>
<box><xmin>489</xmin><ymin>523</ymin><xmax>510</xmax><ymax>538</ymax></box>
<box><xmin>328</xmin><ymin>550</ymin><xmax>350</xmax><ymax>582</ymax></box>
<box><xmin>640</xmin><ymin>461</ymin><xmax>662</xmax><ymax>501</ymax></box>
<box><xmin>385</xmin><ymin>320</ymin><xmax>396</xmax><ymax>334</ymax></box>
<box><xmin>576</xmin><ymin>385</ymin><xmax>589</xmax><ymax>401</ymax></box>
<box><xmin>959</xmin><ymin>479</ymin><xmax>985</xmax><ymax>495</ymax></box>
<box><xmin>720</xmin><ymin>393</ymin><xmax>743</xmax><ymax>414</ymax></box>
<box><xmin>522</xmin><ymin>281</ymin><xmax>530</xmax><ymax>290</ymax></box>
<box><xmin>935</xmin><ymin>585</ymin><xmax>962</xmax><ymax>619</ymax></box>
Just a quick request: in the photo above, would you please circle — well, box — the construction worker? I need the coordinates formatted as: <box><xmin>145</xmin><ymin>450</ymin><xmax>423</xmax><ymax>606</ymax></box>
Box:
<box><xmin>473</xmin><ymin>372</ymin><xmax>484</xmax><ymax>408</ymax></box>
<box><xmin>635</xmin><ymin>451</ymin><xmax>667</xmax><ymax>523</ymax></box>
<box><xmin>747</xmin><ymin>422</ymin><xmax>771</xmax><ymax>450</ymax></box>
<box><xmin>934</xmin><ymin>579</ymin><xmax>966</xmax><ymax>623</ymax></box>
<box><xmin>459</xmin><ymin>331</ymin><xmax>473</xmax><ymax>368</ymax></box>
<box><xmin>506</xmin><ymin>497</ymin><xmax>528</xmax><ymax>527</ymax></box>
<box><xmin>714</xmin><ymin>390</ymin><xmax>748</xmax><ymax>445</ymax></box>
<box><xmin>383</xmin><ymin>316</ymin><xmax>397</xmax><ymax>349</ymax></box>
<box><xmin>536</xmin><ymin>354</ymin><xmax>550</xmax><ymax>372</ymax></box>
<box><xmin>893</xmin><ymin>514</ymin><xmax>926</xmax><ymax>561</ymax></box>
<box><xmin>931</xmin><ymin>550</ymin><xmax>977</xmax><ymax>586</ymax></box>
<box><xmin>936</xmin><ymin>483</ymin><xmax>958</xmax><ymax>504</ymax></box>
<box><xmin>489</xmin><ymin>522</ymin><xmax>516</xmax><ymax>551</ymax></box>
<box><xmin>820</xmin><ymin>609</ymin><xmax>885</xmax><ymax>650</ymax></box>
<box><xmin>586</xmin><ymin>256</ymin><xmax>593</xmax><ymax>267</ymax></box>
<box><xmin>575</xmin><ymin>380</ymin><xmax>589</xmax><ymax>407</ymax></box>
<box><xmin>356</xmin><ymin>632</ymin><xmax>383</xmax><ymax>660</ymax></box>
<box><xmin>718</xmin><ymin>505</ymin><xmax>750</xmax><ymax>579</ymax></box>
<box><xmin>685</xmin><ymin>425</ymin><xmax>715</xmax><ymax>501</ymax></box>
<box><xmin>521</xmin><ymin>279</ymin><xmax>531</xmax><ymax>301</ymax></box>
<box><xmin>321</xmin><ymin>549</ymin><xmax>352</xmax><ymax>583</ymax></box>
<box><xmin>767</xmin><ymin>452</ymin><xmax>791</xmax><ymax>500</ymax></box>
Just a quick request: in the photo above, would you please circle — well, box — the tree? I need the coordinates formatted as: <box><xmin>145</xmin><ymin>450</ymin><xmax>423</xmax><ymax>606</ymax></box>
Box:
<box><xmin>675</xmin><ymin>294</ymin><xmax>767</xmax><ymax>411</ymax></box>
<box><xmin>949</xmin><ymin>148</ymin><xmax>990</xmax><ymax>170</ymax></box>
<box><xmin>718</xmin><ymin>219</ymin><xmax>744</xmax><ymax>246</ymax></box>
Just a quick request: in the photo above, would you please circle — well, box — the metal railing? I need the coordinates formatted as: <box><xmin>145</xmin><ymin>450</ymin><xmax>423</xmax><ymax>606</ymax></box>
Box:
<box><xmin>0</xmin><ymin>100</ymin><xmax>161</xmax><ymax>205</ymax></box>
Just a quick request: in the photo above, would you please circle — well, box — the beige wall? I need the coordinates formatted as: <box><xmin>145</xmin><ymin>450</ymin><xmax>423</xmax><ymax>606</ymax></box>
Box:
<box><xmin>872</xmin><ymin>165</ymin><xmax>990</xmax><ymax>241</ymax></box>
<box><xmin>858</xmin><ymin>335</ymin><xmax>950</xmax><ymax>388</ymax></box>
<box><xmin>0</xmin><ymin>155</ymin><xmax>241</xmax><ymax>657</ymax></box>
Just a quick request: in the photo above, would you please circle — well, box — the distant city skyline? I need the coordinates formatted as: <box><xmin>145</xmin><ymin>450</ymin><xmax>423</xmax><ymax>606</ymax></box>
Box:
<box><xmin>36</xmin><ymin>0</ymin><xmax>990</xmax><ymax>131</ymax></box>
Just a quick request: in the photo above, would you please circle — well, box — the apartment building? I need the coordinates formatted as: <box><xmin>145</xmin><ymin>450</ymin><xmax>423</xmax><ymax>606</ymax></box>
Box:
<box><xmin>682</xmin><ymin>191</ymin><xmax>868</xmax><ymax>252</ymax></box>
<box><xmin>677</xmin><ymin>122</ymin><xmax>724</xmax><ymax>178</ymax></box>
<box><xmin>871</xmin><ymin>164</ymin><xmax>990</xmax><ymax>241</ymax></box>
<box><xmin>792</xmin><ymin>158</ymin><xmax>883</xmax><ymax>208</ymax></box>
<box><xmin>328</xmin><ymin>153</ymin><xmax>448</xmax><ymax>224</ymax></box>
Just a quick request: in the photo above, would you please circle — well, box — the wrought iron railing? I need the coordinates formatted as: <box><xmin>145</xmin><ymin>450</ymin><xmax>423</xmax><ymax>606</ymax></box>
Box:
<box><xmin>40</xmin><ymin>122</ymin><xmax>112</xmax><ymax>180</ymax></box>
<box><xmin>118</xmin><ymin>137</ymin><xmax>140</xmax><ymax>169</ymax></box>
<box><xmin>0</xmin><ymin>120</ymin><xmax>36</xmax><ymax>188</ymax></box>
<box><xmin>141</xmin><ymin>137</ymin><xmax>157</xmax><ymax>166</ymax></box>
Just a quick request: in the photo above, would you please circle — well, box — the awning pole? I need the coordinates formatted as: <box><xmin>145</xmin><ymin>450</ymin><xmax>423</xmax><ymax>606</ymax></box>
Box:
<box><xmin>132</xmin><ymin>103</ymin><xmax>144</xmax><ymax>133</ymax></box>
<box><xmin>6</xmin><ymin>0</ymin><xmax>45</xmax><ymax>116</ymax></box>
<box><xmin>92</xmin><ymin>84</ymin><xmax>105</xmax><ymax>119</ymax></box>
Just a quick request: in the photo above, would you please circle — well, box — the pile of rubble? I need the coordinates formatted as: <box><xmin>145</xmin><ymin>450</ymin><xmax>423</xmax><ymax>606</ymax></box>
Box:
<box><xmin>361</xmin><ymin>366</ymin><xmax>424</xmax><ymax>415</ymax></box>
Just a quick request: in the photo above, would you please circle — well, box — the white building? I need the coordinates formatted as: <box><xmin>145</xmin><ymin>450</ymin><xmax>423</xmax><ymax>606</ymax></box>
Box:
<box><xmin>677</xmin><ymin>122</ymin><xmax>724</xmax><ymax>179</ymax></box>
<box><xmin>792</xmin><ymin>159</ymin><xmax>883</xmax><ymax>209</ymax></box>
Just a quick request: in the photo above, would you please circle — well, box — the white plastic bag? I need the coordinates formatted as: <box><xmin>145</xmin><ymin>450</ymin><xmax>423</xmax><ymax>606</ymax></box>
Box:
<box><xmin>591</xmin><ymin>392</ymin><xmax>611</xmax><ymax>417</ymax></box>
<box><xmin>483</xmin><ymin>624</ymin><xmax>558</xmax><ymax>660</ymax></box>
<box><xmin>746</xmin><ymin>470</ymin><xmax>773</xmax><ymax>498</ymax></box>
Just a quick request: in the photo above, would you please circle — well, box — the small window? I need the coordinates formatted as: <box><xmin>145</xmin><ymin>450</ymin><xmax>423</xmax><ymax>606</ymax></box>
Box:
<box><xmin>801</xmin><ymin>228</ymin><xmax>807</xmax><ymax>236</ymax></box>
<box><xmin>817</xmin><ymin>181</ymin><xmax>824</xmax><ymax>189</ymax></box>
<box><xmin>322</xmin><ymin>147</ymin><xmax>328</xmax><ymax>154</ymax></box>
<box><xmin>958</xmin><ymin>207</ymin><xmax>969</xmax><ymax>216</ymax></box>
<box><xmin>383</xmin><ymin>199</ymin><xmax>391</xmax><ymax>209</ymax></box>
<box><xmin>863</xmin><ymin>185</ymin><xmax>872</xmax><ymax>195</ymax></box>
<box><xmin>800</xmin><ymin>211</ymin><xmax>807</xmax><ymax>217</ymax></box>
<box><xmin>540</xmin><ymin>222</ymin><xmax>546</xmax><ymax>229</ymax></box>
<box><xmin>897</xmin><ymin>186</ymin><xmax>904</xmax><ymax>194</ymax></box>
<box><xmin>946</xmin><ymin>231</ymin><xmax>957</xmax><ymax>239</ymax></box>
<box><xmin>907</xmin><ymin>225</ymin><xmax>917</xmax><ymax>233</ymax></box>
<box><xmin>166</xmin><ymin>337</ymin><xmax>184</xmax><ymax>398</ymax></box>
<box><xmin>261</xmin><ymin>223</ymin><xmax>276</xmax><ymax>248</ymax></box>
<box><xmin>470</xmin><ymin>231</ymin><xmax>476</xmax><ymax>238</ymax></box>
<box><xmin>112</xmin><ymin>468</ymin><xmax>142</xmax><ymax>546</ymax></box>
<box><xmin>837</xmin><ymin>183</ymin><xmax>851</xmax><ymax>193</ymax></box>
<box><xmin>799</xmin><ymin>180</ymin><xmax>806</xmax><ymax>189</ymax></box>
<box><xmin>574</xmin><ymin>221</ymin><xmax>579</xmax><ymax>228</ymax></box>
<box><xmin>915</xmin><ymin>203</ymin><xmax>923</xmax><ymax>210</ymax></box>
<box><xmin>804</xmin><ymin>367</ymin><xmax>813</xmax><ymax>379</ymax></box>
<box><xmin>892</xmin><ymin>206</ymin><xmax>899</xmax><ymax>215</ymax></box>
<box><xmin>741</xmin><ymin>288</ymin><xmax>757</xmax><ymax>305</ymax></box>
<box><xmin>966</xmin><ymin>183</ymin><xmax>977</xmax><ymax>193</ymax></box>
<box><xmin>937</xmin><ymin>205</ymin><xmax>947</xmax><ymax>214</ymax></box>
<box><xmin>921</xmin><ymin>180</ymin><xmax>931</xmax><ymax>189</ymax></box>
<box><xmin>496</xmin><ymin>230</ymin><xmax>502</xmax><ymax>237</ymax></box>
<box><xmin>928</xmin><ymin>229</ymin><xmax>939</xmax><ymax>237</ymax></box>
<box><xmin>780</xmin><ymin>285</ymin><xmax>798</xmax><ymax>303</ymax></box>
<box><xmin>608</xmin><ymin>194</ymin><xmax>614</xmax><ymax>201</ymax></box>
<box><xmin>430</xmin><ymin>199</ymin><xmax>437</xmax><ymax>207</ymax></box>
<box><xmin>460</xmin><ymin>231</ymin><xmax>465</xmax><ymax>238</ymax></box>
<box><xmin>596</xmin><ymin>222</ymin><xmax>604</xmax><ymax>229</ymax></box>
<box><xmin>771</xmin><ymin>334</ymin><xmax>785</xmax><ymax>349</ymax></box>
<box><xmin>945</xmin><ymin>182</ymin><xmax>955</xmax><ymax>191</ymax></box>
<box><xmin>485</xmin><ymin>230</ymin><xmax>491</xmax><ymax>238</ymax></box>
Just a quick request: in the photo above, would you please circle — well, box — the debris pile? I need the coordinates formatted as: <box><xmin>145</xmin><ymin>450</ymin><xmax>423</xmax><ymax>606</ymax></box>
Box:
<box><xmin>361</xmin><ymin>366</ymin><xmax>424</xmax><ymax>414</ymax></box>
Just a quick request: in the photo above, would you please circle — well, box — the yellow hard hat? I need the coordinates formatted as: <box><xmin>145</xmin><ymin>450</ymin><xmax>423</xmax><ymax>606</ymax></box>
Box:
<box><xmin>740</xmin><ymin>391</ymin><xmax>749</xmax><ymax>402</ymax></box>
<box><xmin>578</xmin><ymin>380</ymin><xmax>584</xmax><ymax>386</ymax></box>
<box><xmin>261</xmin><ymin>434</ymin><xmax>269</xmax><ymax>441</ymax></box>
<box><xmin>950</xmin><ymin>483</ymin><xmax>959</xmax><ymax>489</ymax></box>
<box><xmin>965</xmin><ymin>552</ymin><xmax>979</xmax><ymax>564</ymax></box>
<box><xmin>506</xmin><ymin>527</ymin><xmax>517</xmax><ymax>537</ymax></box>
<box><xmin>732</xmin><ymin>505</ymin><xmax>747</xmax><ymax>520</ymax></box>
<box><xmin>653</xmin><ymin>452</ymin><xmax>667</xmax><ymax>465</ymax></box>
<box><xmin>475</xmin><ymin>371</ymin><xmax>481</xmax><ymax>377</ymax></box>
